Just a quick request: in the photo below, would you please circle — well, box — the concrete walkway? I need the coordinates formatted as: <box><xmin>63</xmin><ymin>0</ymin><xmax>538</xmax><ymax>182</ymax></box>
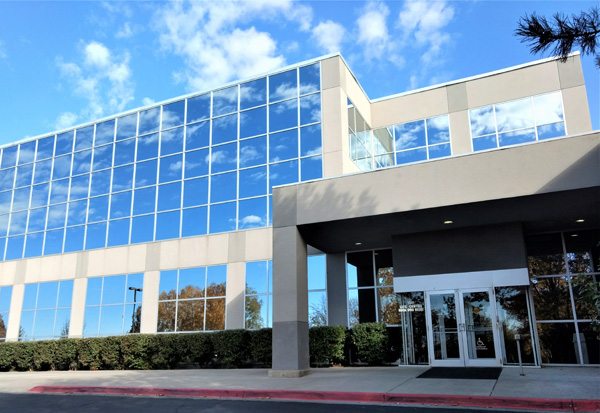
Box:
<box><xmin>0</xmin><ymin>366</ymin><xmax>597</xmax><ymax>398</ymax></box>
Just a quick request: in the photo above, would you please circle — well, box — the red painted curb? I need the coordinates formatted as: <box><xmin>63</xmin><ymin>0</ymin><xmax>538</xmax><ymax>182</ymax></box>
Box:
<box><xmin>28</xmin><ymin>386</ymin><xmax>600</xmax><ymax>412</ymax></box>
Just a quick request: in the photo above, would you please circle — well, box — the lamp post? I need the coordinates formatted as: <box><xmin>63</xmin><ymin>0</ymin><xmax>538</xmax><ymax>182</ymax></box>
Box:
<box><xmin>128</xmin><ymin>287</ymin><xmax>142</xmax><ymax>333</ymax></box>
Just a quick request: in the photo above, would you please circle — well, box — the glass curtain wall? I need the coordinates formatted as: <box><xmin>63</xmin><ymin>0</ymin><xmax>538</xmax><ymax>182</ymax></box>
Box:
<box><xmin>157</xmin><ymin>265</ymin><xmax>227</xmax><ymax>332</ymax></box>
<box><xmin>244</xmin><ymin>255</ymin><xmax>328</xmax><ymax>329</ymax></box>
<box><xmin>0</xmin><ymin>62</ymin><xmax>323</xmax><ymax>262</ymax></box>
<box><xmin>527</xmin><ymin>229</ymin><xmax>600</xmax><ymax>364</ymax></box>
<box><xmin>348</xmin><ymin>101</ymin><xmax>451</xmax><ymax>171</ymax></box>
<box><xmin>83</xmin><ymin>273</ymin><xmax>144</xmax><ymax>337</ymax></box>
<box><xmin>19</xmin><ymin>280</ymin><xmax>73</xmax><ymax>341</ymax></box>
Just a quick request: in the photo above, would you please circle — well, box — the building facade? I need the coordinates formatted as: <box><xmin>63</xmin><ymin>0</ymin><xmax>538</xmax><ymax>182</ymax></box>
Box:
<box><xmin>0</xmin><ymin>53</ymin><xmax>597</xmax><ymax>374</ymax></box>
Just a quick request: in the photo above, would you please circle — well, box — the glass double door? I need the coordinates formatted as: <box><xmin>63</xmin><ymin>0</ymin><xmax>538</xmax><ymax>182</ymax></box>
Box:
<box><xmin>425</xmin><ymin>289</ymin><xmax>501</xmax><ymax>367</ymax></box>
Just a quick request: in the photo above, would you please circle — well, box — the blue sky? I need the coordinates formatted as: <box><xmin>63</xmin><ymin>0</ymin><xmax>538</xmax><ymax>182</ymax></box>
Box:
<box><xmin>0</xmin><ymin>0</ymin><xmax>597</xmax><ymax>144</ymax></box>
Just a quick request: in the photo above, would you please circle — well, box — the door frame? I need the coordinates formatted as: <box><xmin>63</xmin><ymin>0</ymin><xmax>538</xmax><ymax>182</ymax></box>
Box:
<box><xmin>425</xmin><ymin>288</ymin><xmax>502</xmax><ymax>367</ymax></box>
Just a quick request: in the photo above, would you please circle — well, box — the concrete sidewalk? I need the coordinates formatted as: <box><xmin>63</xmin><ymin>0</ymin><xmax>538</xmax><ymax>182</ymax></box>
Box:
<box><xmin>0</xmin><ymin>366</ymin><xmax>598</xmax><ymax>410</ymax></box>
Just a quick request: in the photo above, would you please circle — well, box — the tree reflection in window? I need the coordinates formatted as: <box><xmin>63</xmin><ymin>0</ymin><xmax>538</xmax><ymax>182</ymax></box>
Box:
<box><xmin>157</xmin><ymin>265</ymin><xmax>226</xmax><ymax>332</ymax></box>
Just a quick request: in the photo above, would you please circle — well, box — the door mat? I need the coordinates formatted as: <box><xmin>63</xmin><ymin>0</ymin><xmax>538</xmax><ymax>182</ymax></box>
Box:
<box><xmin>417</xmin><ymin>367</ymin><xmax>502</xmax><ymax>380</ymax></box>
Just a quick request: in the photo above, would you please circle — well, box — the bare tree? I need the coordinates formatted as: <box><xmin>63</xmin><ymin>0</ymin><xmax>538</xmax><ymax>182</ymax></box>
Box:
<box><xmin>516</xmin><ymin>7</ymin><xmax>600</xmax><ymax>67</ymax></box>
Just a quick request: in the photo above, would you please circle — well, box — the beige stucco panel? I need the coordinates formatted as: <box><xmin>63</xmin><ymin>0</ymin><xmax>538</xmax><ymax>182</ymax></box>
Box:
<box><xmin>69</xmin><ymin>277</ymin><xmax>87</xmax><ymax>338</ymax></box>
<box><xmin>562</xmin><ymin>86</ymin><xmax>592</xmax><ymax>135</ymax></box>
<box><xmin>370</xmin><ymin>87</ymin><xmax>449</xmax><ymax>128</ymax></box>
<box><xmin>320</xmin><ymin>56</ymin><xmax>343</xmax><ymax>90</ymax></box>
<box><xmin>127</xmin><ymin>244</ymin><xmax>147</xmax><ymax>274</ymax></box>
<box><xmin>225</xmin><ymin>261</ymin><xmax>245</xmax><ymax>330</ymax></box>
<box><xmin>449</xmin><ymin>110</ymin><xmax>472</xmax><ymax>156</ymax></box>
<box><xmin>159</xmin><ymin>239</ymin><xmax>181</xmax><ymax>269</ymax></box>
<box><xmin>140</xmin><ymin>270</ymin><xmax>159</xmax><ymax>334</ymax></box>
<box><xmin>558</xmin><ymin>55</ymin><xmax>585</xmax><ymax>89</ymax></box>
<box><xmin>206</xmin><ymin>233</ymin><xmax>229</xmax><ymax>265</ymax></box>
<box><xmin>244</xmin><ymin>228</ymin><xmax>273</xmax><ymax>262</ymax></box>
<box><xmin>466</xmin><ymin>61</ymin><xmax>561</xmax><ymax>107</ymax></box>
<box><xmin>5</xmin><ymin>283</ymin><xmax>24</xmax><ymax>341</ymax></box>
<box><xmin>179</xmin><ymin>236</ymin><xmax>208</xmax><ymax>268</ymax></box>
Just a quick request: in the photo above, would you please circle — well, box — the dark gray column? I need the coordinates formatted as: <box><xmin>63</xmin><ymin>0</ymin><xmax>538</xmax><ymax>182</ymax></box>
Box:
<box><xmin>269</xmin><ymin>225</ymin><xmax>309</xmax><ymax>377</ymax></box>
<box><xmin>326</xmin><ymin>253</ymin><xmax>348</xmax><ymax>326</ymax></box>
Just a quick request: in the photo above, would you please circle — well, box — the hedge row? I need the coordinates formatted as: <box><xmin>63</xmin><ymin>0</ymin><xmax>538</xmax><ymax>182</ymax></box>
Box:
<box><xmin>0</xmin><ymin>323</ymin><xmax>397</xmax><ymax>372</ymax></box>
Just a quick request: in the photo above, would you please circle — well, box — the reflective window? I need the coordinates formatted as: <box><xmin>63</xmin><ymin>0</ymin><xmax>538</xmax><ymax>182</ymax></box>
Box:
<box><xmin>108</xmin><ymin>218</ymin><xmax>130</xmax><ymax>246</ymax></box>
<box><xmin>136</xmin><ymin>133</ymin><xmax>159</xmax><ymax>161</ymax></box>
<box><xmin>110</xmin><ymin>191</ymin><xmax>132</xmax><ymax>218</ymax></box>
<box><xmin>238</xmin><ymin>197</ymin><xmax>267</xmax><ymax>229</ymax></box>
<box><xmin>75</xmin><ymin>125</ymin><xmax>94</xmax><ymax>151</ymax></box>
<box><xmin>160</xmin><ymin>127</ymin><xmax>184</xmax><ymax>156</ymax></box>
<box><xmin>212</xmin><ymin>113</ymin><xmax>238</xmax><ymax>145</ymax></box>
<box><xmin>36</xmin><ymin>136</ymin><xmax>55</xmax><ymax>161</ymax></box>
<box><xmin>182</xmin><ymin>207</ymin><xmax>207</xmax><ymax>237</ymax></box>
<box><xmin>90</xmin><ymin>170</ymin><xmax>111</xmax><ymax>196</ymax></box>
<box><xmin>184</xmin><ymin>149</ymin><xmax>209</xmax><ymax>178</ymax></box>
<box><xmin>88</xmin><ymin>195</ymin><xmax>109</xmax><ymax>222</ymax></box>
<box><xmin>70</xmin><ymin>174</ymin><xmax>89</xmax><ymax>200</ymax></box>
<box><xmin>239</xmin><ymin>166</ymin><xmax>267</xmax><ymax>199</ymax></box>
<box><xmin>92</xmin><ymin>144</ymin><xmax>113</xmax><ymax>171</ymax></box>
<box><xmin>19</xmin><ymin>280</ymin><xmax>73</xmax><ymax>341</ymax></box>
<box><xmin>85</xmin><ymin>221</ymin><xmax>106</xmax><ymax>249</ymax></box>
<box><xmin>131</xmin><ymin>214</ymin><xmax>154</xmax><ymax>243</ymax></box>
<box><xmin>156</xmin><ymin>210</ymin><xmax>180</xmax><ymax>240</ymax></box>
<box><xmin>269</xmin><ymin>129</ymin><xmax>298</xmax><ymax>162</ymax></box>
<box><xmin>213</xmin><ymin>86</ymin><xmax>238</xmax><ymax>117</ymax></box>
<box><xmin>270</xmin><ymin>69</ymin><xmax>297</xmax><ymax>102</ymax></box>
<box><xmin>470</xmin><ymin>92</ymin><xmax>566</xmax><ymax>151</ymax></box>
<box><xmin>84</xmin><ymin>273</ymin><xmax>144</xmax><ymax>337</ymax></box>
<box><xmin>114</xmin><ymin>139</ymin><xmax>136</xmax><ymax>166</ymax></box>
<box><xmin>300</xmin><ymin>63</ymin><xmax>320</xmax><ymax>95</ymax></box>
<box><xmin>138</xmin><ymin>107</ymin><xmax>160</xmax><ymax>138</ymax></box>
<box><xmin>0</xmin><ymin>286</ymin><xmax>12</xmax><ymax>341</ymax></box>
<box><xmin>187</xmin><ymin>94</ymin><xmax>211</xmax><ymax>124</ymax></box>
<box><xmin>269</xmin><ymin>99</ymin><xmax>298</xmax><ymax>132</ymax></box>
<box><xmin>68</xmin><ymin>199</ymin><xmax>87</xmax><ymax>226</ymax></box>
<box><xmin>210</xmin><ymin>172</ymin><xmax>236</xmax><ymax>203</ymax></box>
<box><xmin>0</xmin><ymin>168</ymin><xmax>14</xmax><ymax>191</ymax></box>
<box><xmin>1</xmin><ymin>146</ymin><xmax>17</xmax><ymax>169</ymax></box>
<box><xmin>210</xmin><ymin>142</ymin><xmax>237</xmax><ymax>173</ymax></box>
<box><xmin>186</xmin><ymin>121</ymin><xmax>210</xmax><ymax>150</ymax></box>
<box><xmin>159</xmin><ymin>154</ymin><xmax>182</xmax><ymax>183</ymax></box>
<box><xmin>55</xmin><ymin>131</ymin><xmax>74</xmax><ymax>156</ymax></box>
<box><xmin>308</xmin><ymin>254</ymin><xmax>327</xmax><ymax>326</ymax></box>
<box><xmin>27</xmin><ymin>208</ymin><xmax>47</xmax><ymax>232</ymax></box>
<box><xmin>157</xmin><ymin>265</ymin><xmax>226</xmax><ymax>332</ymax></box>
<box><xmin>64</xmin><ymin>225</ymin><xmax>85</xmax><ymax>253</ymax></box>
<box><xmin>300</xmin><ymin>124</ymin><xmax>322</xmax><ymax>157</ymax></box>
<box><xmin>240</xmin><ymin>136</ymin><xmax>266</xmax><ymax>168</ymax></box>
<box><xmin>240</xmin><ymin>78</ymin><xmax>266</xmax><ymax>110</ymax></box>
<box><xmin>157</xmin><ymin>182</ymin><xmax>181</xmax><ymax>211</ymax></box>
<box><xmin>43</xmin><ymin>229</ymin><xmax>64</xmax><ymax>255</ymax></box>
<box><xmin>46</xmin><ymin>203</ymin><xmax>66</xmax><ymax>229</ymax></box>
<box><xmin>183</xmin><ymin>178</ymin><xmax>208</xmax><ymax>207</ymax></box>
<box><xmin>117</xmin><ymin>113</ymin><xmax>139</xmax><ymax>140</ymax></box>
<box><xmin>240</xmin><ymin>107</ymin><xmax>266</xmax><ymax>138</ymax></box>
<box><xmin>112</xmin><ymin>164</ymin><xmax>134</xmax><ymax>192</ymax></box>
<box><xmin>33</xmin><ymin>160</ymin><xmax>52</xmax><ymax>184</ymax></box>
<box><xmin>18</xmin><ymin>141</ymin><xmax>36</xmax><ymax>165</ymax></box>
<box><xmin>24</xmin><ymin>232</ymin><xmax>43</xmax><ymax>258</ymax></box>
<box><xmin>300</xmin><ymin>155</ymin><xmax>322</xmax><ymax>181</ymax></box>
<box><xmin>269</xmin><ymin>160</ymin><xmax>298</xmax><ymax>192</ymax></box>
<box><xmin>72</xmin><ymin>149</ymin><xmax>92</xmax><ymax>175</ymax></box>
<box><xmin>300</xmin><ymin>93</ymin><xmax>321</xmax><ymax>125</ymax></box>
<box><xmin>15</xmin><ymin>163</ymin><xmax>33</xmax><ymax>188</ymax></box>
<box><xmin>133</xmin><ymin>186</ymin><xmax>156</xmax><ymax>215</ymax></box>
<box><xmin>95</xmin><ymin>120</ymin><xmax>115</xmax><ymax>146</ymax></box>
<box><xmin>135</xmin><ymin>159</ymin><xmax>157</xmax><ymax>187</ymax></box>
<box><xmin>209</xmin><ymin>202</ymin><xmax>236</xmax><ymax>233</ymax></box>
<box><xmin>52</xmin><ymin>154</ymin><xmax>72</xmax><ymax>180</ymax></box>
<box><xmin>245</xmin><ymin>261</ymin><xmax>272</xmax><ymax>329</ymax></box>
<box><xmin>162</xmin><ymin>100</ymin><xmax>185</xmax><ymax>130</ymax></box>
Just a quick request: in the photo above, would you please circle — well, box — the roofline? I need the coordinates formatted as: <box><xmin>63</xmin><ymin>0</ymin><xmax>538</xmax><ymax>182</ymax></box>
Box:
<box><xmin>1</xmin><ymin>52</ymin><xmax>342</xmax><ymax>150</ymax></box>
<box><xmin>370</xmin><ymin>51</ymin><xmax>581</xmax><ymax>103</ymax></box>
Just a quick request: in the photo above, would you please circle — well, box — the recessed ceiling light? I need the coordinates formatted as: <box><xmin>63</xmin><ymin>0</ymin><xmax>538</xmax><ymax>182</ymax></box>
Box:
<box><xmin>576</xmin><ymin>219</ymin><xmax>585</xmax><ymax>223</ymax></box>
<box><xmin>571</xmin><ymin>234</ymin><xmax>579</xmax><ymax>237</ymax></box>
<box><xmin>443</xmin><ymin>220</ymin><xmax>453</xmax><ymax>224</ymax></box>
<box><xmin>355</xmin><ymin>242</ymin><xmax>362</xmax><ymax>246</ymax></box>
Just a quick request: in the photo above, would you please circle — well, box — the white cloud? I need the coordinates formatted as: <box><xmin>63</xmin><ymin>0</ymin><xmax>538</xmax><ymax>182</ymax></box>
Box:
<box><xmin>57</xmin><ymin>40</ymin><xmax>134</xmax><ymax>124</ymax></box>
<box><xmin>312</xmin><ymin>20</ymin><xmax>345</xmax><ymax>54</ymax></box>
<box><xmin>142</xmin><ymin>97</ymin><xmax>155</xmax><ymax>106</ymax></box>
<box><xmin>55</xmin><ymin>112</ymin><xmax>79</xmax><ymax>130</ymax></box>
<box><xmin>116</xmin><ymin>22</ymin><xmax>134</xmax><ymax>39</ymax></box>
<box><xmin>357</xmin><ymin>2</ymin><xmax>390</xmax><ymax>59</ymax></box>
<box><xmin>84</xmin><ymin>41</ymin><xmax>111</xmax><ymax>67</ymax></box>
<box><xmin>398</xmin><ymin>0</ymin><xmax>455</xmax><ymax>65</ymax></box>
<box><xmin>154</xmin><ymin>0</ymin><xmax>313</xmax><ymax>91</ymax></box>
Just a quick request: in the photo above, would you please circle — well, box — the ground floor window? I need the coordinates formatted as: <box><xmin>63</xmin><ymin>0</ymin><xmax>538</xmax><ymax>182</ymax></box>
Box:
<box><xmin>19</xmin><ymin>280</ymin><xmax>73</xmax><ymax>341</ymax></box>
<box><xmin>308</xmin><ymin>255</ymin><xmax>327</xmax><ymax>326</ymax></box>
<box><xmin>157</xmin><ymin>265</ymin><xmax>226</xmax><ymax>332</ymax></box>
<box><xmin>527</xmin><ymin>229</ymin><xmax>599</xmax><ymax>365</ymax></box>
<box><xmin>245</xmin><ymin>261</ymin><xmax>272</xmax><ymax>329</ymax></box>
<box><xmin>0</xmin><ymin>286</ymin><xmax>12</xmax><ymax>341</ymax></box>
<box><xmin>346</xmin><ymin>249</ymin><xmax>397</xmax><ymax>326</ymax></box>
<box><xmin>84</xmin><ymin>273</ymin><xmax>144</xmax><ymax>337</ymax></box>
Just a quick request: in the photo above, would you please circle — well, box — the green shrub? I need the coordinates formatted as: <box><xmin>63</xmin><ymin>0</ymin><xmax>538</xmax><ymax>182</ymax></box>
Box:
<box><xmin>76</xmin><ymin>338</ymin><xmax>104</xmax><ymax>370</ymax></box>
<box><xmin>179</xmin><ymin>333</ymin><xmax>214</xmax><ymax>367</ymax></box>
<box><xmin>210</xmin><ymin>330</ymin><xmax>250</xmax><ymax>367</ymax></box>
<box><xmin>121</xmin><ymin>335</ymin><xmax>157</xmax><ymax>370</ymax></box>
<box><xmin>54</xmin><ymin>339</ymin><xmax>79</xmax><ymax>370</ymax></box>
<box><xmin>309</xmin><ymin>326</ymin><xmax>346</xmax><ymax>366</ymax></box>
<box><xmin>32</xmin><ymin>341</ymin><xmax>56</xmax><ymax>371</ymax></box>
<box><xmin>249</xmin><ymin>329</ymin><xmax>272</xmax><ymax>367</ymax></box>
<box><xmin>0</xmin><ymin>343</ymin><xmax>15</xmax><ymax>371</ymax></box>
<box><xmin>13</xmin><ymin>341</ymin><xmax>35</xmax><ymax>371</ymax></box>
<box><xmin>350</xmin><ymin>322</ymin><xmax>388</xmax><ymax>365</ymax></box>
<box><xmin>151</xmin><ymin>334</ymin><xmax>181</xmax><ymax>369</ymax></box>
